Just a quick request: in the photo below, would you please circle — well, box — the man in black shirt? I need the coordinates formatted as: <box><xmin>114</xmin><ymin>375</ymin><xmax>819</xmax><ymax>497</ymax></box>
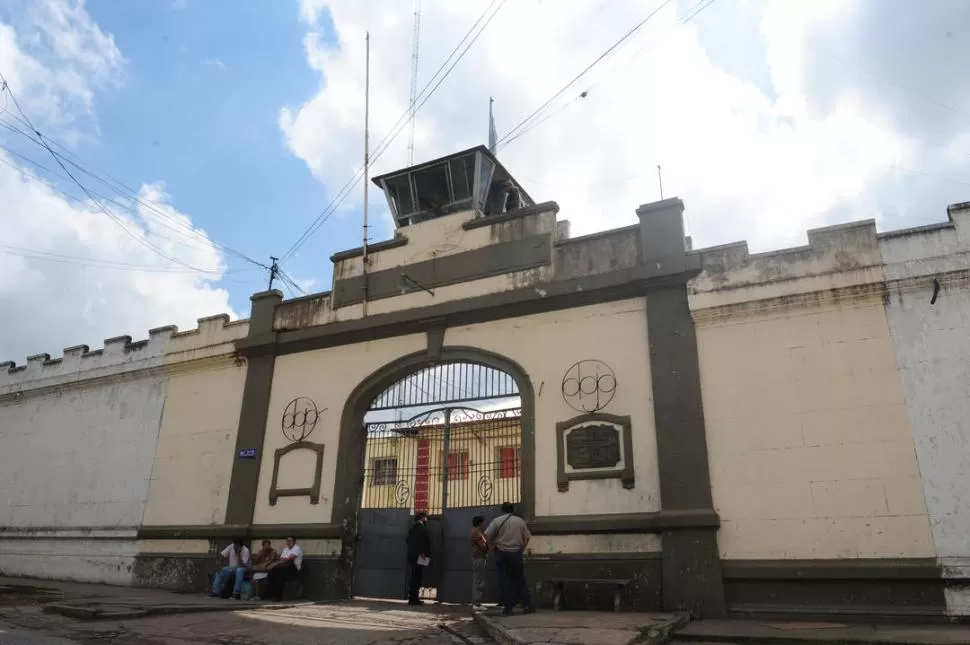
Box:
<box><xmin>406</xmin><ymin>512</ymin><xmax>431</xmax><ymax>606</ymax></box>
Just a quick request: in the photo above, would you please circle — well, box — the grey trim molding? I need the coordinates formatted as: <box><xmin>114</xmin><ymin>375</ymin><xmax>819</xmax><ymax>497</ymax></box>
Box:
<box><xmin>530</xmin><ymin>509</ymin><xmax>719</xmax><ymax>535</ymax></box>
<box><xmin>269</xmin><ymin>441</ymin><xmax>326</xmax><ymax>506</ymax></box>
<box><xmin>330</xmin><ymin>235</ymin><xmax>408</xmax><ymax>262</ymax></box>
<box><xmin>555</xmin><ymin>413</ymin><xmax>634</xmax><ymax>492</ymax></box>
<box><xmin>461</xmin><ymin>201</ymin><xmax>561</xmax><ymax>230</ymax></box>
<box><xmin>237</xmin><ymin>266</ymin><xmax>700</xmax><ymax>359</ymax></box>
<box><xmin>138</xmin><ymin>525</ymin><xmax>249</xmax><ymax>540</ymax></box>
<box><xmin>426</xmin><ymin>326</ymin><xmax>446</xmax><ymax>362</ymax></box>
<box><xmin>225</xmin><ymin>290</ymin><xmax>282</xmax><ymax>525</ymax></box>
<box><xmin>723</xmin><ymin>558</ymin><xmax>943</xmax><ymax>580</ymax></box>
<box><xmin>721</xmin><ymin>558</ymin><xmax>949</xmax><ymax>623</ymax></box>
<box><xmin>332</xmin><ymin>233</ymin><xmax>552</xmax><ymax>306</ymax></box>
<box><xmin>137</xmin><ymin>523</ymin><xmax>344</xmax><ymax>541</ymax></box>
<box><xmin>636</xmin><ymin>197</ymin><xmax>726</xmax><ymax>619</ymax></box>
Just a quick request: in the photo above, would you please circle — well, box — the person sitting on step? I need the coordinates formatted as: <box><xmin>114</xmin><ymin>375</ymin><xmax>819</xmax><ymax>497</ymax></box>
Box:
<box><xmin>209</xmin><ymin>538</ymin><xmax>251</xmax><ymax>600</ymax></box>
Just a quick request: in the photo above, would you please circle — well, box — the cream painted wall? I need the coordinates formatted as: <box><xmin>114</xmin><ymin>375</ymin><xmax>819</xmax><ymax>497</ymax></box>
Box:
<box><xmin>142</xmin><ymin>361</ymin><xmax>247</xmax><ymax>526</ymax></box>
<box><xmin>332</xmin><ymin>268</ymin><xmax>554</xmax><ymax>322</ymax></box>
<box><xmin>332</xmin><ymin>207</ymin><xmax>557</xmax><ymax>280</ymax></box>
<box><xmin>446</xmin><ymin>298</ymin><xmax>659</xmax><ymax>517</ymax></box>
<box><xmin>253</xmin><ymin>334</ymin><xmax>426</xmax><ymax>526</ymax></box>
<box><xmin>697</xmin><ymin>300</ymin><xmax>933</xmax><ymax>559</ymax></box>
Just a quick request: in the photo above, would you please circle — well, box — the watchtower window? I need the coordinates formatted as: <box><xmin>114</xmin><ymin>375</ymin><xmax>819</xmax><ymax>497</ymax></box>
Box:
<box><xmin>450</xmin><ymin>154</ymin><xmax>475</xmax><ymax>202</ymax></box>
<box><xmin>413</xmin><ymin>163</ymin><xmax>450</xmax><ymax>214</ymax></box>
<box><xmin>374</xmin><ymin>146</ymin><xmax>534</xmax><ymax>229</ymax></box>
<box><xmin>384</xmin><ymin>174</ymin><xmax>415</xmax><ymax>220</ymax></box>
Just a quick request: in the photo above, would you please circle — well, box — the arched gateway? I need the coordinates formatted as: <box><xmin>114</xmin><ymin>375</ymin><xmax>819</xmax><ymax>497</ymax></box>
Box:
<box><xmin>337</xmin><ymin>349</ymin><xmax>535</xmax><ymax>603</ymax></box>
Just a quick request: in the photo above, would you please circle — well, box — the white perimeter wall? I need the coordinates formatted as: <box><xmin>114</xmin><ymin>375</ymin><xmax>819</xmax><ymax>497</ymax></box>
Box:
<box><xmin>880</xmin><ymin>210</ymin><xmax>970</xmax><ymax>615</ymax></box>
<box><xmin>0</xmin><ymin>373</ymin><xmax>166</xmax><ymax>584</ymax></box>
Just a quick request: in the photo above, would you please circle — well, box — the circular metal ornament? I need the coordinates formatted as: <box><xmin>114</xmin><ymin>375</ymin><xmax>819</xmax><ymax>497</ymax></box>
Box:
<box><xmin>281</xmin><ymin>396</ymin><xmax>321</xmax><ymax>442</ymax></box>
<box><xmin>561</xmin><ymin>360</ymin><xmax>617</xmax><ymax>413</ymax></box>
<box><xmin>394</xmin><ymin>480</ymin><xmax>411</xmax><ymax>505</ymax></box>
<box><xmin>478</xmin><ymin>474</ymin><xmax>494</xmax><ymax>503</ymax></box>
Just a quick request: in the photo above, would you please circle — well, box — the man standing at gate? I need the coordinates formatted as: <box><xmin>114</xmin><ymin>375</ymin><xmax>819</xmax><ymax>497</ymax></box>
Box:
<box><xmin>484</xmin><ymin>502</ymin><xmax>534</xmax><ymax>615</ymax></box>
<box><xmin>406</xmin><ymin>512</ymin><xmax>431</xmax><ymax>606</ymax></box>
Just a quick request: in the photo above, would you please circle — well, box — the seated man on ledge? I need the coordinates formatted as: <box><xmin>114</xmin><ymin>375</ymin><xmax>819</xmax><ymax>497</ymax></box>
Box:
<box><xmin>210</xmin><ymin>538</ymin><xmax>251</xmax><ymax>599</ymax></box>
<box><xmin>264</xmin><ymin>535</ymin><xmax>303</xmax><ymax>602</ymax></box>
<box><xmin>250</xmin><ymin>539</ymin><xmax>279</xmax><ymax>599</ymax></box>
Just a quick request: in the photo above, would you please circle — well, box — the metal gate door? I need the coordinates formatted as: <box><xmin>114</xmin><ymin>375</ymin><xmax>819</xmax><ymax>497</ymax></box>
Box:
<box><xmin>355</xmin><ymin>362</ymin><xmax>523</xmax><ymax>602</ymax></box>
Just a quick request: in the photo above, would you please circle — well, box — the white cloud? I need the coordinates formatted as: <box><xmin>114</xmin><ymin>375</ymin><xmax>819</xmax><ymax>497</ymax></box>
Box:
<box><xmin>280</xmin><ymin>0</ymin><xmax>970</xmax><ymax>257</ymax></box>
<box><xmin>0</xmin><ymin>1</ymin><xmax>236</xmax><ymax>363</ymax></box>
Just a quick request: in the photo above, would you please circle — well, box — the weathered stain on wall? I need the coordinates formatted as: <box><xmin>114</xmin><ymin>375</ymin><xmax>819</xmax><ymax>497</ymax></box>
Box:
<box><xmin>553</xmin><ymin>226</ymin><xmax>640</xmax><ymax>281</ymax></box>
<box><xmin>879</xmin><ymin>203</ymin><xmax>970</xmax><ymax>615</ymax></box>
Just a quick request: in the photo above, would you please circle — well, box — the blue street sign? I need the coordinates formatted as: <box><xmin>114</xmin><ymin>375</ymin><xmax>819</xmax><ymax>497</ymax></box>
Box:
<box><xmin>238</xmin><ymin>448</ymin><xmax>257</xmax><ymax>459</ymax></box>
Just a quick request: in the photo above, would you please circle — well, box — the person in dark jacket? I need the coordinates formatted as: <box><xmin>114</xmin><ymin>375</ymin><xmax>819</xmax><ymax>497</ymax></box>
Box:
<box><xmin>406</xmin><ymin>512</ymin><xmax>431</xmax><ymax>606</ymax></box>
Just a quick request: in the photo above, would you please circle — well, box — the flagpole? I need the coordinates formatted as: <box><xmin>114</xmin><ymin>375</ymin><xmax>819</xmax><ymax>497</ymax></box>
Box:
<box><xmin>488</xmin><ymin>97</ymin><xmax>496</xmax><ymax>154</ymax></box>
<box><xmin>362</xmin><ymin>31</ymin><xmax>371</xmax><ymax>317</ymax></box>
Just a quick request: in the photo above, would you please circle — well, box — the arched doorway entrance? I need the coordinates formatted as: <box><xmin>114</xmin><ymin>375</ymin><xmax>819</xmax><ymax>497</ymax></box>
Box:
<box><xmin>350</xmin><ymin>354</ymin><xmax>529</xmax><ymax>603</ymax></box>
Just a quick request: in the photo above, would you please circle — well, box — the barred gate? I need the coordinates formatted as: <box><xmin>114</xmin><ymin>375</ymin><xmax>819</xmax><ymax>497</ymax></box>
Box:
<box><xmin>352</xmin><ymin>362</ymin><xmax>523</xmax><ymax>603</ymax></box>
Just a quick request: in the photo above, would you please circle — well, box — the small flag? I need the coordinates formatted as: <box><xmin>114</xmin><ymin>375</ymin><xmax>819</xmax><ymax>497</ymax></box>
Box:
<box><xmin>488</xmin><ymin>97</ymin><xmax>497</xmax><ymax>154</ymax></box>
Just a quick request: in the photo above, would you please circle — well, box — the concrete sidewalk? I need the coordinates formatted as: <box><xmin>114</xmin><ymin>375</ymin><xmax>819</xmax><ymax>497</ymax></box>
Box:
<box><xmin>473</xmin><ymin>609</ymin><xmax>689</xmax><ymax>645</ymax></box>
<box><xmin>673</xmin><ymin>619</ymin><xmax>970</xmax><ymax>645</ymax></box>
<box><xmin>473</xmin><ymin>610</ymin><xmax>970</xmax><ymax>645</ymax></box>
<box><xmin>0</xmin><ymin>576</ymin><xmax>294</xmax><ymax>620</ymax></box>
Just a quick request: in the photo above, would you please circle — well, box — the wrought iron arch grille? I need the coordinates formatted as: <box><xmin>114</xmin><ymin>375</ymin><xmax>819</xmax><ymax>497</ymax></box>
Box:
<box><xmin>368</xmin><ymin>362</ymin><xmax>519</xmax><ymax>411</ymax></box>
<box><xmin>361</xmin><ymin>405</ymin><xmax>522</xmax><ymax>514</ymax></box>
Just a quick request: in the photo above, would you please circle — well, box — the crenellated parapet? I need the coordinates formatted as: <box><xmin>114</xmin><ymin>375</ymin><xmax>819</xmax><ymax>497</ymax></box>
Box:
<box><xmin>0</xmin><ymin>313</ymin><xmax>248</xmax><ymax>395</ymax></box>
<box><xmin>688</xmin><ymin>202</ymin><xmax>970</xmax><ymax>319</ymax></box>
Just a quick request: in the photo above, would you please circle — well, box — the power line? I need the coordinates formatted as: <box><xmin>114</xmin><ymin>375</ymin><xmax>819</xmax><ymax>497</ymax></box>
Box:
<box><xmin>279</xmin><ymin>0</ymin><xmax>507</xmax><ymax>265</ymax></box>
<box><xmin>0</xmin><ymin>243</ymin><xmax>260</xmax><ymax>274</ymax></box>
<box><xmin>498</xmin><ymin>0</ymin><xmax>718</xmax><ymax>150</ymax></box>
<box><xmin>0</xmin><ymin>112</ymin><xmax>267</xmax><ymax>270</ymax></box>
<box><xmin>495</xmin><ymin>0</ymin><xmax>675</xmax><ymax>149</ymax></box>
<box><xmin>0</xmin><ymin>75</ymin><xmax>226</xmax><ymax>275</ymax></box>
<box><xmin>0</xmin><ymin>144</ymin><xmax>246</xmax><ymax>271</ymax></box>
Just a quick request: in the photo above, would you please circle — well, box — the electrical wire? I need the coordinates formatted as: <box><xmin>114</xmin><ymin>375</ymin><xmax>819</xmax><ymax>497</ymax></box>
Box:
<box><xmin>0</xmin><ymin>113</ymin><xmax>267</xmax><ymax>270</ymax></box>
<box><xmin>0</xmin><ymin>243</ymin><xmax>260</xmax><ymax>274</ymax></box>
<box><xmin>279</xmin><ymin>0</ymin><xmax>508</xmax><ymax>265</ymax></box>
<box><xmin>277</xmin><ymin>269</ymin><xmax>309</xmax><ymax>297</ymax></box>
<box><xmin>0</xmin><ymin>145</ymin><xmax>244</xmax><ymax>268</ymax></box>
<box><xmin>498</xmin><ymin>0</ymin><xmax>718</xmax><ymax>150</ymax></box>
<box><xmin>495</xmin><ymin>0</ymin><xmax>675</xmax><ymax>149</ymax></box>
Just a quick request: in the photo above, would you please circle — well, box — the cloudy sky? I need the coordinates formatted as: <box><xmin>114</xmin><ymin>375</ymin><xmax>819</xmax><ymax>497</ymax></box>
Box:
<box><xmin>1</xmin><ymin>0</ymin><xmax>969</xmax><ymax>362</ymax></box>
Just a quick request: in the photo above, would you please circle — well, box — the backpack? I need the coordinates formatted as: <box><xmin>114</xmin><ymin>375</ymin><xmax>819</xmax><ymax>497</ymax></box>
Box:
<box><xmin>240</xmin><ymin>581</ymin><xmax>256</xmax><ymax>601</ymax></box>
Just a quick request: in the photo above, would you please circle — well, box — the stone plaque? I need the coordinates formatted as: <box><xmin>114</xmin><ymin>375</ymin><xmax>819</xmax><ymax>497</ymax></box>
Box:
<box><xmin>566</xmin><ymin>424</ymin><xmax>622</xmax><ymax>470</ymax></box>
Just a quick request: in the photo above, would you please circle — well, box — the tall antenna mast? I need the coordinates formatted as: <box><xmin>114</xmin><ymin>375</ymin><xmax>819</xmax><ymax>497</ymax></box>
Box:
<box><xmin>657</xmin><ymin>164</ymin><xmax>664</xmax><ymax>200</ymax></box>
<box><xmin>407</xmin><ymin>0</ymin><xmax>422</xmax><ymax>166</ymax></box>
<box><xmin>362</xmin><ymin>31</ymin><xmax>371</xmax><ymax>317</ymax></box>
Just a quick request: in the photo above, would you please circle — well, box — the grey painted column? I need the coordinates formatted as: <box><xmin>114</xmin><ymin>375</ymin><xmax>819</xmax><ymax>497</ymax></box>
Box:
<box><xmin>637</xmin><ymin>198</ymin><xmax>726</xmax><ymax>618</ymax></box>
<box><xmin>225</xmin><ymin>289</ymin><xmax>282</xmax><ymax>526</ymax></box>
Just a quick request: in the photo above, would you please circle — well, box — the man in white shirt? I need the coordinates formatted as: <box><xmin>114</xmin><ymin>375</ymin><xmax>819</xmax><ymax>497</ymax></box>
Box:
<box><xmin>484</xmin><ymin>502</ymin><xmax>534</xmax><ymax>615</ymax></box>
<box><xmin>265</xmin><ymin>535</ymin><xmax>303</xmax><ymax>601</ymax></box>
<box><xmin>209</xmin><ymin>538</ymin><xmax>251</xmax><ymax>599</ymax></box>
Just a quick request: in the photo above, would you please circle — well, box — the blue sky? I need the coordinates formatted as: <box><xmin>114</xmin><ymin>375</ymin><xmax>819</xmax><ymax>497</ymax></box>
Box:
<box><xmin>62</xmin><ymin>0</ymin><xmax>351</xmax><ymax>313</ymax></box>
<box><xmin>2</xmin><ymin>0</ymin><xmax>970</xmax><ymax>360</ymax></box>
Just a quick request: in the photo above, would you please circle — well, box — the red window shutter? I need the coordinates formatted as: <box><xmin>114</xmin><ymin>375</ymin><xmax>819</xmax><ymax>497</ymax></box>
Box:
<box><xmin>499</xmin><ymin>447</ymin><xmax>519</xmax><ymax>479</ymax></box>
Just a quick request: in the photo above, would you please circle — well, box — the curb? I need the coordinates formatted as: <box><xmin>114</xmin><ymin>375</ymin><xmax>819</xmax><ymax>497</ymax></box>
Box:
<box><xmin>642</xmin><ymin>612</ymin><xmax>691</xmax><ymax>644</ymax></box>
<box><xmin>473</xmin><ymin>611</ymin><xmax>693</xmax><ymax>645</ymax></box>
<box><xmin>41</xmin><ymin>599</ymin><xmax>323</xmax><ymax>621</ymax></box>
<box><xmin>472</xmin><ymin>612</ymin><xmax>520</xmax><ymax>645</ymax></box>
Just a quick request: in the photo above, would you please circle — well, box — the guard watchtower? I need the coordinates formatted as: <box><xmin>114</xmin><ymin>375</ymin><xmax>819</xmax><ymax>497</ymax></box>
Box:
<box><xmin>372</xmin><ymin>145</ymin><xmax>535</xmax><ymax>228</ymax></box>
